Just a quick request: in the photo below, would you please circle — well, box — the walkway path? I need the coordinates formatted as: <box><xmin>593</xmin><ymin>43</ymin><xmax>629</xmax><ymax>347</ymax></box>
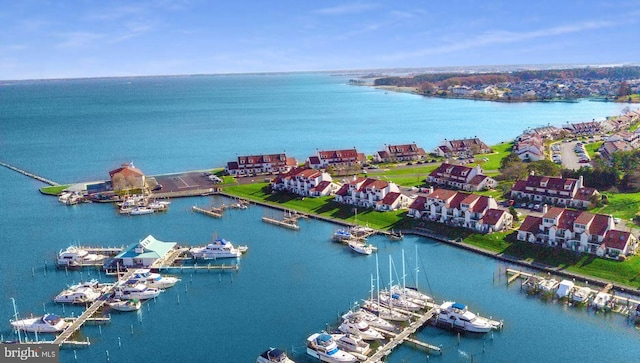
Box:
<box><xmin>0</xmin><ymin>161</ymin><xmax>59</xmax><ymax>186</ymax></box>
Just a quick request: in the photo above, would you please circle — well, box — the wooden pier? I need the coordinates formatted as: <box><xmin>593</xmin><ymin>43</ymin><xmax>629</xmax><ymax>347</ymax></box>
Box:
<box><xmin>192</xmin><ymin>206</ymin><xmax>223</xmax><ymax>218</ymax></box>
<box><xmin>156</xmin><ymin>263</ymin><xmax>239</xmax><ymax>272</ymax></box>
<box><xmin>364</xmin><ymin>307</ymin><xmax>441</xmax><ymax>362</ymax></box>
<box><xmin>0</xmin><ymin>161</ymin><xmax>59</xmax><ymax>186</ymax></box>
<box><xmin>261</xmin><ymin>216</ymin><xmax>300</xmax><ymax>230</ymax></box>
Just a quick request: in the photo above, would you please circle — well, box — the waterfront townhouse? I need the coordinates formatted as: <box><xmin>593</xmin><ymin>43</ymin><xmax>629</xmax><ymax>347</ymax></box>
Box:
<box><xmin>598</xmin><ymin>131</ymin><xmax>640</xmax><ymax>162</ymax></box>
<box><xmin>563</xmin><ymin>121</ymin><xmax>602</xmax><ymax>136</ymax></box>
<box><xmin>522</xmin><ymin>125</ymin><xmax>563</xmax><ymax>140</ymax></box>
<box><xmin>225</xmin><ymin>153</ymin><xmax>297</xmax><ymax>177</ymax></box>
<box><xmin>373</xmin><ymin>143</ymin><xmax>427</xmax><ymax>163</ymax></box>
<box><xmin>426</xmin><ymin>163</ymin><xmax>497</xmax><ymax>191</ymax></box>
<box><xmin>476</xmin><ymin>208</ymin><xmax>514</xmax><ymax>233</ymax></box>
<box><xmin>109</xmin><ymin>162</ymin><xmax>145</xmax><ymax>191</ymax></box>
<box><xmin>513</xmin><ymin>134</ymin><xmax>545</xmax><ymax>162</ymax></box>
<box><xmin>307</xmin><ymin>148</ymin><xmax>366</xmax><ymax>170</ymax></box>
<box><xmin>334</xmin><ymin>177</ymin><xmax>408</xmax><ymax>211</ymax></box>
<box><xmin>407</xmin><ymin>188</ymin><xmax>498</xmax><ymax>230</ymax></box>
<box><xmin>434</xmin><ymin>138</ymin><xmax>492</xmax><ymax>158</ymax></box>
<box><xmin>509</xmin><ymin>174</ymin><xmax>599</xmax><ymax>208</ymax></box>
<box><xmin>271</xmin><ymin>167</ymin><xmax>337</xmax><ymax>197</ymax></box>
<box><xmin>517</xmin><ymin>207</ymin><xmax>638</xmax><ymax>260</ymax></box>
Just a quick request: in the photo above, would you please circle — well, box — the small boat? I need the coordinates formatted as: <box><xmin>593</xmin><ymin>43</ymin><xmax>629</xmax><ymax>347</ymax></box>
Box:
<box><xmin>556</xmin><ymin>280</ymin><xmax>575</xmax><ymax>299</ymax></box>
<box><xmin>126</xmin><ymin>269</ymin><xmax>180</xmax><ymax>289</ymax></box>
<box><xmin>256</xmin><ymin>348</ymin><xmax>295</xmax><ymax>363</ymax></box>
<box><xmin>129</xmin><ymin>206</ymin><xmax>155</xmax><ymax>215</ymax></box>
<box><xmin>591</xmin><ymin>292</ymin><xmax>613</xmax><ymax>310</ymax></box>
<box><xmin>338</xmin><ymin>316</ymin><xmax>383</xmax><ymax>340</ymax></box>
<box><xmin>331</xmin><ymin>333</ymin><xmax>370</xmax><ymax>359</ymax></box>
<box><xmin>54</xmin><ymin>284</ymin><xmax>102</xmax><ymax>304</ymax></box>
<box><xmin>388</xmin><ymin>230</ymin><xmax>403</xmax><ymax>241</ymax></box>
<box><xmin>107</xmin><ymin>299</ymin><xmax>142</xmax><ymax>312</ymax></box>
<box><xmin>333</xmin><ymin>229</ymin><xmax>352</xmax><ymax>242</ymax></box>
<box><xmin>113</xmin><ymin>283</ymin><xmax>162</xmax><ymax>300</ymax></box>
<box><xmin>436</xmin><ymin>302</ymin><xmax>497</xmax><ymax>333</ymax></box>
<box><xmin>147</xmin><ymin>201</ymin><xmax>169</xmax><ymax>211</ymax></box>
<box><xmin>10</xmin><ymin>314</ymin><xmax>68</xmax><ymax>333</ymax></box>
<box><xmin>538</xmin><ymin>278</ymin><xmax>560</xmax><ymax>294</ymax></box>
<box><xmin>347</xmin><ymin>240</ymin><xmax>376</xmax><ymax>255</ymax></box>
<box><xmin>57</xmin><ymin>246</ymin><xmax>107</xmax><ymax>267</ymax></box>
<box><xmin>342</xmin><ymin>309</ymin><xmax>396</xmax><ymax>332</ymax></box>
<box><xmin>390</xmin><ymin>286</ymin><xmax>432</xmax><ymax>307</ymax></box>
<box><xmin>379</xmin><ymin>291</ymin><xmax>422</xmax><ymax>311</ymax></box>
<box><xmin>306</xmin><ymin>332</ymin><xmax>357</xmax><ymax>362</ymax></box>
<box><xmin>361</xmin><ymin>300</ymin><xmax>409</xmax><ymax>322</ymax></box>
<box><xmin>572</xmin><ymin>286</ymin><xmax>592</xmax><ymax>303</ymax></box>
<box><xmin>189</xmin><ymin>238</ymin><xmax>243</xmax><ymax>259</ymax></box>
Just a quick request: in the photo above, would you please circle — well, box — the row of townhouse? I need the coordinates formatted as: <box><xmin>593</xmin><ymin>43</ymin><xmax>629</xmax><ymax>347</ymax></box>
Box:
<box><xmin>602</xmin><ymin>110</ymin><xmax>640</xmax><ymax>132</ymax></box>
<box><xmin>307</xmin><ymin>149</ymin><xmax>366</xmax><ymax>169</ymax></box>
<box><xmin>225</xmin><ymin>153</ymin><xmax>298</xmax><ymax>176</ymax></box>
<box><xmin>270</xmin><ymin>167</ymin><xmax>338</xmax><ymax>197</ymax></box>
<box><xmin>373</xmin><ymin>143</ymin><xmax>427</xmax><ymax>163</ymax></box>
<box><xmin>598</xmin><ymin>130</ymin><xmax>640</xmax><ymax>162</ymax></box>
<box><xmin>518</xmin><ymin>206</ymin><xmax>638</xmax><ymax>260</ymax></box>
<box><xmin>426</xmin><ymin>163</ymin><xmax>497</xmax><ymax>191</ymax></box>
<box><xmin>513</xmin><ymin>133</ymin><xmax>545</xmax><ymax>162</ymax></box>
<box><xmin>334</xmin><ymin>177</ymin><xmax>409</xmax><ymax>211</ymax></box>
<box><xmin>434</xmin><ymin>138</ymin><xmax>493</xmax><ymax>158</ymax></box>
<box><xmin>563</xmin><ymin>121</ymin><xmax>602</xmax><ymax>136</ymax></box>
<box><xmin>510</xmin><ymin>174</ymin><xmax>598</xmax><ymax>209</ymax></box>
<box><xmin>521</xmin><ymin>125</ymin><xmax>564</xmax><ymax>140</ymax></box>
<box><xmin>407</xmin><ymin>188</ymin><xmax>512</xmax><ymax>233</ymax></box>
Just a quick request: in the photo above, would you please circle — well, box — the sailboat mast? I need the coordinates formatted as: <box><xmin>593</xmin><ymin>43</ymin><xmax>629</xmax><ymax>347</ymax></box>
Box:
<box><xmin>11</xmin><ymin>297</ymin><xmax>22</xmax><ymax>343</ymax></box>
<box><xmin>402</xmin><ymin>249</ymin><xmax>406</xmax><ymax>290</ymax></box>
<box><xmin>415</xmin><ymin>245</ymin><xmax>420</xmax><ymax>292</ymax></box>
<box><xmin>389</xmin><ymin>255</ymin><xmax>393</xmax><ymax>309</ymax></box>
<box><xmin>375</xmin><ymin>254</ymin><xmax>380</xmax><ymax>306</ymax></box>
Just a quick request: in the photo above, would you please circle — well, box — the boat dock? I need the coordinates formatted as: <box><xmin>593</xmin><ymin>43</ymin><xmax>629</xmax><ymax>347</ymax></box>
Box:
<box><xmin>365</xmin><ymin>307</ymin><xmax>441</xmax><ymax>362</ymax></box>
<box><xmin>192</xmin><ymin>205</ymin><xmax>223</xmax><ymax>218</ymax></box>
<box><xmin>261</xmin><ymin>215</ymin><xmax>300</xmax><ymax>230</ymax></box>
<box><xmin>0</xmin><ymin>161</ymin><xmax>60</xmax><ymax>186</ymax></box>
<box><xmin>156</xmin><ymin>263</ymin><xmax>239</xmax><ymax>272</ymax></box>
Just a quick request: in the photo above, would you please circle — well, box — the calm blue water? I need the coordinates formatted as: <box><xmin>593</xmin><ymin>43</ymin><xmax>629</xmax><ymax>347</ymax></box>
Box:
<box><xmin>1</xmin><ymin>73</ymin><xmax>638</xmax><ymax>362</ymax></box>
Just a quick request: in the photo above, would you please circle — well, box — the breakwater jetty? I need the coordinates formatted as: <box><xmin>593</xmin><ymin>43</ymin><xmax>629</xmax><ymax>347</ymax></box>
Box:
<box><xmin>0</xmin><ymin>161</ymin><xmax>59</xmax><ymax>186</ymax></box>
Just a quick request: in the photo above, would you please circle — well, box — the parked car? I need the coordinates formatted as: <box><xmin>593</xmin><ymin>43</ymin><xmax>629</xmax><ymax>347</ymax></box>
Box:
<box><xmin>533</xmin><ymin>204</ymin><xmax>541</xmax><ymax>211</ymax></box>
<box><xmin>528</xmin><ymin>203</ymin><xmax>534</xmax><ymax>209</ymax></box>
<box><xmin>152</xmin><ymin>184</ymin><xmax>162</xmax><ymax>191</ymax></box>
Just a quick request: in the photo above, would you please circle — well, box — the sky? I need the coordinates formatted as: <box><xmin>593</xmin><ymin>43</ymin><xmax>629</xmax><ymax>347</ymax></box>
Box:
<box><xmin>1</xmin><ymin>0</ymin><xmax>639</xmax><ymax>80</ymax></box>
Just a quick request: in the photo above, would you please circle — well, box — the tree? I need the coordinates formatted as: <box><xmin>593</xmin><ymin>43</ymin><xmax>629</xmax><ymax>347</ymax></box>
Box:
<box><xmin>509</xmin><ymin>206</ymin><xmax>520</xmax><ymax>222</ymax></box>
<box><xmin>617</xmin><ymin>81</ymin><xmax>632</xmax><ymax>97</ymax></box>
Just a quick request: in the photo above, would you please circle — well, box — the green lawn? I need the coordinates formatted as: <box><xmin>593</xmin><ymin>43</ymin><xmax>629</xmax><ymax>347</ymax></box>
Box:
<box><xmin>474</xmin><ymin>142</ymin><xmax>513</xmax><ymax>171</ymax></box>
<box><xmin>362</xmin><ymin>164</ymin><xmax>439</xmax><ymax>187</ymax></box>
<box><xmin>584</xmin><ymin>141</ymin><xmax>603</xmax><ymax>158</ymax></box>
<box><xmin>39</xmin><ymin>185</ymin><xmax>71</xmax><ymax>195</ymax></box>
<box><xmin>592</xmin><ymin>192</ymin><xmax>640</xmax><ymax>225</ymax></box>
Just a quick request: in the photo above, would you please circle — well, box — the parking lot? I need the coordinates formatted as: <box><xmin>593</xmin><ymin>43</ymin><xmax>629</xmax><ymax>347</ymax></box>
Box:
<box><xmin>557</xmin><ymin>139</ymin><xmax>593</xmax><ymax>170</ymax></box>
<box><xmin>152</xmin><ymin>171</ymin><xmax>220</xmax><ymax>194</ymax></box>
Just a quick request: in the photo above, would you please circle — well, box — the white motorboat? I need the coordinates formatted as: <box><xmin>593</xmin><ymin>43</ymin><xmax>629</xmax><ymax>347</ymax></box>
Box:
<box><xmin>390</xmin><ymin>285</ymin><xmax>432</xmax><ymax>307</ymax></box>
<box><xmin>129</xmin><ymin>206</ymin><xmax>155</xmax><ymax>215</ymax></box>
<box><xmin>113</xmin><ymin>283</ymin><xmax>162</xmax><ymax>300</ymax></box>
<box><xmin>342</xmin><ymin>309</ymin><xmax>396</xmax><ymax>332</ymax></box>
<box><xmin>126</xmin><ymin>269</ymin><xmax>180</xmax><ymax>289</ymax></box>
<box><xmin>256</xmin><ymin>348</ymin><xmax>295</xmax><ymax>363</ymax></box>
<box><xmin>148</xmin><ymin>200</ymin><xmax>169</xmax><ymax>211</ymax></box>
<box><xmin>54</xmin><ymin>285</ymin><xmax>101</xmax><ymax>304</ymax></box>
<box><xmin>556</xmin><ymin>280</ymin><xmax>575</xmax><ymax>299</ymax></box>
<box><xmin>306</xmin><ymin>332</ymin><xmax>356</xmax><ymax>363</ymax></box>
<box><xmin>11</xmin><ymin>314</ymin><xmax>68</xmax><ymax>333</ymax></box>
<box><xmin>189</xmin><ymin>238</ymin><xmax>243</xmax><ymax>259</ymax></box>
<box><xmin>436</xmin><ymin>302</ymin><xmax>497</xmax><ymax>333</ymax></box>
<box><xmin>572</xmin><ymin>286</ymin><xmax>592</xmax><ymax>303</ymax></box>
<box><xmin>591</xmin><ymin>292</ymin><xmax>613</xmax><ymax>310</ymax></box>
<box><xmin>57</xmin><ymin>246</ymin><xmax>107</xmax><ymax>267</ymax></box>
<box><xmin>107</xmin><ymin>299</ymin><xmax>142</xmax><ymax>312</ymax></box>
<box><xmin>361</xmin><ymin>300</ymin><xmax>409</xmax><ymax>322</ymax></box>
<box><xmin>538</xmin><ymin>278</ymin><xmax>560</xmax><ymax>294</ymax></box>
<box><xmin>333</xmin><ymin>229</ymin><xmax>352</xmax><ymax>242</ymax></box>
<box><xmin>347</xmin><ymin>240</ymin><xmax>376</xmax><ymax>255</ymax></box>
<box><xmin>379</xmin><ymin>290</ymin><xmax>422</xmax><ymax>311</ymax></box>
<box><xmin>338</xmin><ymin>317</ymin><xmax>383</xmax><ymax>341</ymax></box>
<box><xmin>331</xmin><ymin>333</ymin><xmax>370</xmax><ymax>359</ymax></box>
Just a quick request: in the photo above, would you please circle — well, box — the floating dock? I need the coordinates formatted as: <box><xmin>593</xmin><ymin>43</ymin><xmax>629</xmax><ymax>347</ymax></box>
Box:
<box><xmin>192</xmin><ymin>206</ymin><xmax>223</xmax><ymax>218</ymax></box>
<box><xmin>261</xmin><ymin>216</ymin><xmax>300</xmax><ymax>230</ymax></box>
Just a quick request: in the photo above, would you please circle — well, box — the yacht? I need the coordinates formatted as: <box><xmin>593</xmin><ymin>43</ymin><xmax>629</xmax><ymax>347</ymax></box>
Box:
<box><xmin>126</xmin><ymin>269</ymin><xmax>180</xmax><ymax>289</ymax></box>
<box><xmin>113</xmin><ymin>283</ymin><xmax>162</xmax><ymax>300</ymax></box>
<box><xmin>538</xmin><ymin>278</ymin><xmax>560</xmax><ymax>294</ymax></box>
<box><xmin>591</xmin><ymin>292</ymin><xmax>613</xmax><ymax>310</ymax></box>
<box><xmin>347</xmin><ymin>240</ymin><xmax>376</xmax><ymax>255</ymax></box>
<box><xmin>338</xmin><ymin>316</ymin><xmax>383</xmax><ymax>340</ymax></box>
<box><xmin>342</xmin><ymin>309</ymin><xmax>396</xmax><ymax>332</ymax></box>
<box><xmin>57</xmin><ymin>246</ymin><xmax>107</xmax><ymax>267</ymax></box>
<box><xmin>11</xmin><ymin>314</ymin><xmax>68</xmax><ymax>333</ymax></box>
<box><xmin>572</xmin><ymin>286</ymin><xmax>592</xmax><ymax>303</ymax></box>
<box><xmin>54</xmin><ymin>285</ymin><xmax>102</xmax><ymax>304</ymax></box>
<box><xmin>379</xmin><ymin>291</ymin><xmax>422</xmax><ymax>311</ymax></box>
<box><xmin>256</xmin><ymin>348</ymin><xmax>295</xmax><ymax>363</ymax></box>
<box><xmin>361</xmin><ymin>300</ymin><xmax>409</xmax><ymax>322</ymax></box>
<box><xmin>306</xmin><ymin>332</ymin><xmax>357</xmax><ymax>362</ymax></box>
<box><xmin>129</xmin><ymin>206</ymin><xmax>155</xmax><ymax>215</ymax></box>
<box><xmin>436</xmin><ymin>302</ymin><xmax>496</xmax><ymax>333</ymax></box>
<box><xmin>555</xmin><ymin>280</ymin><xmax>575</xmax><ymax>299</ymax></box>
<box><xmin>390</xmin><ymin>286</ymin><xmax>432</xmax><ymax>307</ymax></box>
<box><xmin>333</xmin><ymin>229</ymin><xmax>352</xmax><ymax>242</ymax></box>
<box><xmin>107</xmin><ymin>299</ymin><xmax>142</xmax><ymax>312</ymax></box>
<box><xmin>330</xmin><ymin>333</ymin><xmax>370</xmax><ymax>359</ymax></box>
<box><xmin>148</xmin><ymin>200</ymin><xmax>169</xmax><ymax>211</ymax></box>
<box><xmin>189</xmin><ymin>238</ymin><xmax>243</xmax><ymax>259</ymax></box>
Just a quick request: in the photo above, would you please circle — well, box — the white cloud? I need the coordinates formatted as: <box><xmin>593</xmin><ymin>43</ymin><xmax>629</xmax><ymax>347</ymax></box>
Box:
<box><xmin>56</xmin><ymin>32</ymin><xmax>105</xmax><ymax>49</ymax></box>
<box><xmin>314</xmin><ymin>3</ymin><xmax>378</xmax><ymax>15</ymax></box>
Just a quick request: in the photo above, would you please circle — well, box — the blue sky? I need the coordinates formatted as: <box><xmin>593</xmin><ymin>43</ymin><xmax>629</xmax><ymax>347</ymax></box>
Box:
<box><xmin>1</xmin><ymin>0</ymin><xmax>639</xmax><ymax>80</ymax></box>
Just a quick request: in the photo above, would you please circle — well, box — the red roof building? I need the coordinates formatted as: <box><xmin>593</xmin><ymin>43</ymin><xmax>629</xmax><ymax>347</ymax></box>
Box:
<box><xmin>271</xmin><ymin>167</ymin><xmax>335</xmax><ymax>197</ymax></box>
<box><xmin>333</xmin><ymin>177</ymin><xmax>407</xmax><ymax>211</ymax></box>
<box><xmin>373</xmin><ymin>143</ymin><xmax>426</xmax><ymax>163</ymax></box>
<box><xmin>225</xmin><ymin>153</ymin><xmax>297</xmax><ymax>176</ymax></box>
<box><xmin>307</xmin><ymin>149</ymin><xmax>366</xmax><ymax>169</ymax></box>
<box><xmin>427</xmin><ymin>163</ymin><xmax>496</xmax><ymax>191</ymax></box>
<box><xmin>109</xmin><ymin>162</ymin><xmax>145</xmax><ymax>191</ymax></box>
<box><xmin>510</xmin><ymin>174</ymin><xmax>598</xmax><ymax>208</ymax></box>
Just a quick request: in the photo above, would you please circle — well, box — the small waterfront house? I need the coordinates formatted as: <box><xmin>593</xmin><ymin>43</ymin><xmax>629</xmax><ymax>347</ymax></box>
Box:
<box><xmin>434</xmin><ymin>138</ymin><xmax>492</xmax><ymax>158</ymax></box>
<box><xmin>113</xmin><ymin>235</ymin><xmax>177</xmax><ymax>268</ymax></box>
<box><xmin>476</xmin><ymin>208</ymin><xmax>513</xmax><ymax>233</ymax></box>
<box><xmin>271</xmin><ymin>167</ymin><xmax>337</xmax><ymax>197</ymax></box>
<box><xmin>109</xmin><ymin>162</ymin><xmax>145</xmax><ymax>191</ymax></box>
<box><xmin>514</xmin><ymin>134</ymin><xmax>545</xmax><ymax>162</ymax></box>
<box><xmin>373</xmin><ymin>143</ymin><xmax>426</xmax><ymax>163</ymax></box>
<box><xmin>225</xmin><ymin>153</ymin><xmax>297</xmax><ymax>177</ymax></box>
<box><xmin>334</xmin><ymin>177</ymin><xmax>408</xmax><ymax>210</ymax></box>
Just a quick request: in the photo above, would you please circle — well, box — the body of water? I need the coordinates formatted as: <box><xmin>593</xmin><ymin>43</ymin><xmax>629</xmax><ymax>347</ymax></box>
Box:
<box><xmin>0</xmin><ymin>73</ymin><xmax>637</xmax><ymax>362</ymax></box>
